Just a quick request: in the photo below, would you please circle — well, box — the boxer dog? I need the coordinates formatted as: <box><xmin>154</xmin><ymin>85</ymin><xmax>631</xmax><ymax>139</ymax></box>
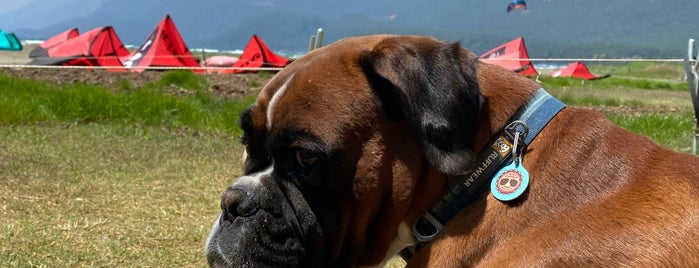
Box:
<box><xmin>205</xmin><ymin>35</ymin><xmax>699</xmax><ymax>267</ymax></box>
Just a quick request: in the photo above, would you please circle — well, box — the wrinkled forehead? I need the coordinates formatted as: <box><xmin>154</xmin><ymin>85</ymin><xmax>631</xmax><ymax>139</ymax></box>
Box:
<box><xmin>246</xmin><ymin>35</ymin><xmax>392</xmax><ymax>144</ymax></box>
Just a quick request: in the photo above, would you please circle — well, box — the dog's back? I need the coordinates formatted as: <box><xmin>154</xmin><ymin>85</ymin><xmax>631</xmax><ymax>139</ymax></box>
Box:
<box><xmin>410</xmin><ymin>105</ymin><xmax>699</xmax><ymax>267</ymax></box>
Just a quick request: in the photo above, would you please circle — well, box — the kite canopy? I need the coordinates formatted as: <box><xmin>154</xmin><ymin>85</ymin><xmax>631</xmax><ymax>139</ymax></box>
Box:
<box><xmin>217</xmin><ymin>34</ymin><xmax>291</xmax><ymax>74</ymax></box>
<box><xmin>28</xmin><ymin>26</ymin><xmax>129</xmax><ymax>71</ymax></box>
<box><xmin>479</xmin><ymin>37</ymin><xmax>538</xmax><ymax>76</ymax></box>
<box><xmin>122</xmin><ymin>15</ymin><xmax>201</xmax><ymax>72</ymax></box>
<box><xmin>0</xmin><ymin>29</ymin><xmax>23</xmax><ymax>51</ymax></box>
<box><xmin>40</xmin><ymin>28</ymin><xmax>79</xmax><ymax>49</ymax></box>
<box><xmin>204</xmin><ymin>55</ymin><xmax>239</xmax><ymax>67</ymax></box>
<box><xmin>29</xmin><ymin>28</ymin><xmax>79</xmax><ymax>58</ymax></box>
<box><xmin>551</xmin><ymin>61</ymin><xmax>610</xmax><ymax>80</ymax></box>
<box><xmin>507</xmin><ymin>0</ymin><xmax>527</xmax><ymax>13</ymax></box>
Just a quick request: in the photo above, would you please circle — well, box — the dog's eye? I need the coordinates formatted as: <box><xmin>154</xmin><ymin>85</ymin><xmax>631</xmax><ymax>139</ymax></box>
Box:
<box><xmin>295</xmin><ymin>150</ymin><xmax>319</xmax><ymax>169</ymax></box>
<box><xmin>286</xmin><ymin>148</ymin><xmax>325</xmax><ymax>187</ymax></box>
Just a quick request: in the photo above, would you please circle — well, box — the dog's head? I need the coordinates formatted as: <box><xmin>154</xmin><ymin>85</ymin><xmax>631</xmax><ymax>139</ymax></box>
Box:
<box><xmin>206</xmin><ymin>35</ymin><xmax>483</xmax><ymax>267</ymax></box>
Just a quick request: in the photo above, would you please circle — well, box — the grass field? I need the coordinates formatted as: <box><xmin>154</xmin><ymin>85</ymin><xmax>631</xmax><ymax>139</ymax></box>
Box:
<box><xmin>1</xmin><ymin>124</ymin><xmax>243</xmax><ymax>267</ymax></box>
<box><xmin>1</xmin><ymin>63</ymin><xmax>697</xmax><ymax>267</ymax></box>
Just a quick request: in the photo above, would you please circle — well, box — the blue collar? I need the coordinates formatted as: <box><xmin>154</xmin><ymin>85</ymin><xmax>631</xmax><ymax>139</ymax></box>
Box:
<box><xmin>401</xmin><ymin>88</ymin><xmax>566</xmax><ymax>259</ymax></box>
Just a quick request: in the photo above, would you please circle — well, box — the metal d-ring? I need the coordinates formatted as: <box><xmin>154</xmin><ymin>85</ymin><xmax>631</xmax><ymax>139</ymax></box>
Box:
<box><xmin>412</xmin><ymin>213</ymin><xmax>443</xmax><ymax>243</ymax></box>
<box><xmin>504</xmin><ymin>120</ymin><xmax>529</xmax><ymax>166</ymax></box>
<box><xmin>512</xmin><ymin>132</ymin><xmax>522</xmax><ymax>166</ymax></box>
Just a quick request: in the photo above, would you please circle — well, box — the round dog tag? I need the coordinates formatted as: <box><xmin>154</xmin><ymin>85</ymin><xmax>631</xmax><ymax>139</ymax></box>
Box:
<box><xmin>491</xmin><ymin>162</ymin><xmax>529</xmax><ymax>201</ymax></box>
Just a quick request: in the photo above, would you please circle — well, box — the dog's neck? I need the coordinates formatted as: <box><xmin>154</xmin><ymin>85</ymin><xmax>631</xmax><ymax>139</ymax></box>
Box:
<box><xmin>472</xmin><ymin>63</ymin><xmax>542</xmax><ymax>152</ymax></box>
<box><xmin>399</xmin><ymin>64</ymin><xmax>567</xmax><ymax>262</ymax></box>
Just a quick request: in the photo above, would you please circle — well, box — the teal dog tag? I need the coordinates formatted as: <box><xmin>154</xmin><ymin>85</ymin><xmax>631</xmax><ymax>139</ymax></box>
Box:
<box><xmin>491</xmin><ymin>162</ymin><xmax>529</xmax><ymax>201</ymax></box>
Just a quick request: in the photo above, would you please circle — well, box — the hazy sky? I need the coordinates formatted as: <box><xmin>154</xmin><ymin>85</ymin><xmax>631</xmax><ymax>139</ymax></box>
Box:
<box><xmin>0</xmin><ymin>0</ymin><xmax>33</xmax><ymax>14</ymax></box>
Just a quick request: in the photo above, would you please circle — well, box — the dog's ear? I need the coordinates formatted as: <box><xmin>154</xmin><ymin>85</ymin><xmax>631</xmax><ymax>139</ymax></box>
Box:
<box><xmin>359</xmin><ymin>36</ymin><xmax>482</xmax><ymax>175</ymax></box>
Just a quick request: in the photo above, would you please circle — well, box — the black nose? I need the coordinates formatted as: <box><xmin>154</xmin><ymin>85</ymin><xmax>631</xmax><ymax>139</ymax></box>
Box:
<box><xmin>220</xmin><ymin>185</ymin><xmax>260</xmax><ymax>222</ymax></box>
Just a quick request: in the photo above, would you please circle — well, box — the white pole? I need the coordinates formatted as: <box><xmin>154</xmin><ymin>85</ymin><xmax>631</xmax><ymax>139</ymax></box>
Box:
<box><xmin>309</xmin><ymin>36</ymin><xmax>317</xmax><ymax>52</ymax></box>
<box><xmin>694</xmin><ymin>120</ymin><xmax>697</xmax><ymax>155</ymax></box>
<box><xmin>315</xmin><ymin>28</ymin><xmax>324</xmax><ymax>50</ymax></box>
<box><xmin>689</xmin><ymin>39</ymin><xmax>698</xmax><ymax>155</ymax></box>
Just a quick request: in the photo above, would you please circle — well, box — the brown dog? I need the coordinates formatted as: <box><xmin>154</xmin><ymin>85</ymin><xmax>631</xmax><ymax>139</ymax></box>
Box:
<box><xmin>205</xmin><ymin>35</ymin><xmax>699</xmax><ymax>267</ymax></box>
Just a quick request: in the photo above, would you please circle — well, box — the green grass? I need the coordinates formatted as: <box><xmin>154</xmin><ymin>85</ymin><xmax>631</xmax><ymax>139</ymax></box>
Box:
<box><xmin>0</xmin><ymin>65</ymin><xmax>697</xmax><ymax>267</ymax></box>
<box><xmin>146</xmin><ymin>70</ymin><xmax>210</xmax><ymax>90</ymax></box>
<box><xmin>538</xmin><ymin>75</ymin><xmax>687</xmax><ymax>91</ymax></box>
<box><xmin>587</xmin><ymin>61</ymin><xmax>685</xmax><ymax>81</ymax></box>
<box><xmin>540</xmin><ymin>73</ymin><xmax>696</xmax><ymax>152</ymax></box>
<box><xmin>0</xmin><ymin>70</ymin><xmax>256</xmax><ymax>266</ymax></box>
<box><xmin>0</xmin><ymin>72</ymin><xmax>256</xmax><ymax>136</ymax></box>
<box><xmin>607</xmin><ymin>112</ymin><xmax>695</xmax><ymax>152</ymax></box>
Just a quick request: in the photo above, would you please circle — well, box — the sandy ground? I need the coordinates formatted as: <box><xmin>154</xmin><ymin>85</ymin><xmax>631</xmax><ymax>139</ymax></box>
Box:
<box><xmin>0</xmin><ymin>44</ymin><xmax>33</xmax><ymax>65</ymax></box>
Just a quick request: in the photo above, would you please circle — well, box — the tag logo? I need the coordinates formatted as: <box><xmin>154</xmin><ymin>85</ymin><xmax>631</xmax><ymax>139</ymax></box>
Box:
<box><xmin>492</xmin><ymin>136</ymin><xmax>512</xmax><ymax>157</ymax></box>
<box><xmin>495</xmin><ymin>169</ymin><xmax>522</xmax><ymax>194</ymax></box>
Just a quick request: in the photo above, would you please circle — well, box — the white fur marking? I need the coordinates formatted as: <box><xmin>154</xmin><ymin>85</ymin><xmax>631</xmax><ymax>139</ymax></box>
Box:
<box><xmin>266</xmin><ymin>74</ymin><xmax>296</xmax><ymax>130</ymax></box>
<box><xmin>235</xmin><ymin>167</ymin><xmax>272</xmax><ymax>188</ymax></box>
<box><xmin>368</xmin><ymin>222</ymin><xmax>416</xmax><ymax>267</ymax></box>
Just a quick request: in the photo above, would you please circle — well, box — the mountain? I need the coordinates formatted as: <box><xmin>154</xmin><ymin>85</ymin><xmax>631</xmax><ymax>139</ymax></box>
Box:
<box><xmin>0</xmin><ymin>0</ymin><xmax>695</xmax><ymax>58</ymax></box>
<box><xmin>0</xmin><ymin>0</ymin><xmax>107</xmax><ymax>31</ymax></box>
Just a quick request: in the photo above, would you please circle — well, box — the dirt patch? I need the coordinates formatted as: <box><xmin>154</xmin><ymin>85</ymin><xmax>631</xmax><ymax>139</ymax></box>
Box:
<box><xmin>0</xmin><ymin>67</ymin><xmax>273</xmax><ymax>99</ymax></box>
<box><xmin>579</xmin><ymin>105</ymin><xmax>682</xmax><ymax>116</ymax></box>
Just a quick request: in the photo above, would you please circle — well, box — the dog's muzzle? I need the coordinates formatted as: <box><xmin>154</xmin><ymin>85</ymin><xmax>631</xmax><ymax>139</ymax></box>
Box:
<box><xmin>205</xmin><ymin>168</ymin><xmax>321</xmax><ymax>268</ymax></box>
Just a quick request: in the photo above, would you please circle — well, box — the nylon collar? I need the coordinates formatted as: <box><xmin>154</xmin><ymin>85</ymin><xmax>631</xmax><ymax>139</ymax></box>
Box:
<box><xmin>400</xmin><ymin>88</ymin><xmax>566</xmax><ymax>260</ymax></box>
